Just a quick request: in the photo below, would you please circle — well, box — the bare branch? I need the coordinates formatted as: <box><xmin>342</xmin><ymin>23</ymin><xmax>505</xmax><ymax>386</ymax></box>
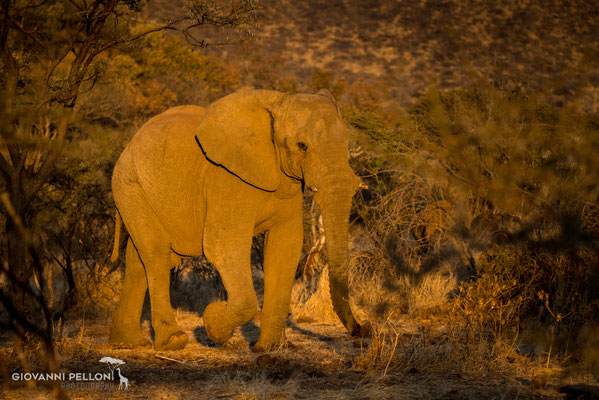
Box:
<box><xmin>93</xmin><ymin>20</ymin><xmax>186</xmax><ymax>54</ymax></box>
<box><xmin>65</xmin><ymin>0</ymin><xmax>83</xmax><ymax>11</ymax></box>
<box><xmin>0</xmin><ymin>152</ymin><xmax>12</xmax><ymax>180</ymax></box>
<box><xmin>15</xmin><ymin>0</ymin><xmax>50</xmax><ymax>10</ymax></box>
<box><xmin>8</xmin><ymin>20</ymin><xmax>51</xmax><ymax>58</ymax></box>
<box><xmin>1</xmin><ymin>0</ymin><xmax>20</xmax><ymax>101</ymax></box>
<box><xmin>0</xmin><ymin>128</ymin><xmax>22</xmax><ymax>174</ymax></box>
<box><xmin>44</xmin><ymin>23</ymin><xmax>87</xmax><ymax>98</ymax></box>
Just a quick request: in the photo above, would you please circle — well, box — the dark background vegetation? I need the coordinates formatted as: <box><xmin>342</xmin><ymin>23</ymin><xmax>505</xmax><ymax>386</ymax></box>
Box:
<box><xmin>1</xmin><ymin>0</ymin><xmax>599</xmax><ymax>398</ymax></box>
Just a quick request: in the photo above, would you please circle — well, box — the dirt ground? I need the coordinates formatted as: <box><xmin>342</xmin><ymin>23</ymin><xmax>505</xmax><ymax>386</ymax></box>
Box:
<box><xmin>2</xmin><ymin>308</ymin><xmax>586</xmax><ymax>400</ymax></box>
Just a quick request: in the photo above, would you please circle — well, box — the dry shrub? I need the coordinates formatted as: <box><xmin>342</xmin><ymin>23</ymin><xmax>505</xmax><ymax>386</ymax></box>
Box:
<box><xmin>454</xmin><ymin>247</ymin><xmax>599</xmax><ymax>351</ymax></box>
<box><xmin>409</xmin><ymin>85</ymin><xmax>599</xmax><ymax>360</ymax></box>
<box><xmin>67</xmin><ymin>263</ymin><xmax>122</xmax><ymax>320</ymax></box>
<box><xmin>309</xmin><ymin>70</ymin><xmax>346</xmax><ymax>100</ymax></box>
<box><xmin>352</xmin><ymin>317</ymin><xmax>550</xmax><ymax>391</ymax></box>
<box><xmin>346</xmin><ymin>153</ymin><xmax>460</xmax><ymax>319</ymax></box>
<box><xmin>353</xmin><ymin>320</ymin><xmax>403</xmax><ymax>373</ymax></box>
<box><xmin>409</xmin><ymin>84</ymin><xmax>599</xmax><ymax>227</ymax></box>
<box><xmin>343</xmin><ymin>80</ymin><xmax>399</xmax><ymax>116</ymax></box>
<box><xmin>170</xmin><ymin>257</ymin><xmax>225</xmax><ymax>313</ymax></box>
<box><xmin>344</xmin><ymin>82</ymin><xmax>599</xmax><ymax>368</ymax></box>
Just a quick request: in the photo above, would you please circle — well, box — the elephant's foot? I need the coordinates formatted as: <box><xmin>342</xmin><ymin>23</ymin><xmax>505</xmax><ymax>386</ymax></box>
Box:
<box><xmin>109</xmin><ymin>326</ymin><xmax>152</xmax><ymax>348</ymax></box>
<box><xmin>252</xmin><ymin>331</ymin><xmax>286</xmax><ymax>353</ymax></box>
<box><xmin>252</xmin><ymin>339</ymin><xmax>278</xmax><ymax>353</ymax></box>
<box><xmin>252</xmin><ymin>339</ymin><xmax>297</xmax><ymax>352</ymax></box>
<box><xmin>155</xmin><ymin>330</ymin><xmax>188</xmax><ymax>350</ymax></box>
<box><xmin>203</xmin><ymin>302</ymin><xmax>234</xmax><ymax>344</ymax></box>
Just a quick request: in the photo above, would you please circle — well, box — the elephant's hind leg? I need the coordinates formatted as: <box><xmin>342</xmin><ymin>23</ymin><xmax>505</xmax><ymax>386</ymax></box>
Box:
<box><xmin>112</xmin><ymin>183</ymin><xmax>188</xmax><ymax>350</ymax></box>
<box><xmin>109</xmin><ymin>238</ymin><xmax>151</xmax><ymax>348</ymax></box>
<box><xmin>144</xmin><ymin>252</ymin><xmax>188</xmax><ymax>351</ymax></box>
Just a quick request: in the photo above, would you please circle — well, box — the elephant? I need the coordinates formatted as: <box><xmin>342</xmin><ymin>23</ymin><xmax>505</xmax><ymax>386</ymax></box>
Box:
<box><xmin>108</xmin><ymin>88</ymin><xmax>369</xmax><ymax>351</ymax></box>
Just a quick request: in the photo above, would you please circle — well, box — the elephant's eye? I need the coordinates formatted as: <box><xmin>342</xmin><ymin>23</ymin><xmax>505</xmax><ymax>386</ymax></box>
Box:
<box><xmin>297</xmin><ymin>142</ymin><xmax>308</xmax><ymax>152</ymax></box>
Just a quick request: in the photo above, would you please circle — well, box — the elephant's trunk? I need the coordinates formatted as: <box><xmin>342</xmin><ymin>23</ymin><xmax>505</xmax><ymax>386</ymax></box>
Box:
<box><xmin>317</xmin><ymin>175</ymin><xmax>362</xmax><ymax>336</ymax></box>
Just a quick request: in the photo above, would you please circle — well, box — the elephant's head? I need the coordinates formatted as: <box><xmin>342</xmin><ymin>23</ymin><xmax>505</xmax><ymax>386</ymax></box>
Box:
<box><xmin>195</xmin><ymin>88</ymin><xmax>368</xmax><ymax>336</ymax></box>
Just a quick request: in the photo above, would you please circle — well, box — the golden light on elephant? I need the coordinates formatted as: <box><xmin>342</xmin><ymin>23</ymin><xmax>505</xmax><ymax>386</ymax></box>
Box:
<box><xmin>109</xmin><ymin>88</ymin><xmax>369</xmax><ymax>351</ymax></box>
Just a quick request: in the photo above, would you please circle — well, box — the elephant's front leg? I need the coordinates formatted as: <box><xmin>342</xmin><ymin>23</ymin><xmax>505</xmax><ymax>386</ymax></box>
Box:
<box><xmin>202</xmin><ymin>214</ymin><xmax>258</xmax><ymax>345</ymax></box>
<box><xmin>253</xmin><ymin>212</ymin><xmax>303</xmax><ymax>352</ymax></box>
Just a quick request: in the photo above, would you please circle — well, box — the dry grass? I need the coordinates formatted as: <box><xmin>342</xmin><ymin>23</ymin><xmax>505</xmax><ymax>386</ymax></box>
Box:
<box><xmin>2</xmin><ymin>251</ymin><xmax>598</xmax><ymax>399</ymax></box>
<box><xmin>2</xmin><ymin>312</ymin><xmax>572</xmax><ymax>399</ymax></box>
<box><xmin>4</xmin><ymin>303</ymin><xmax>588</xmax><ymax>399</ymax></box>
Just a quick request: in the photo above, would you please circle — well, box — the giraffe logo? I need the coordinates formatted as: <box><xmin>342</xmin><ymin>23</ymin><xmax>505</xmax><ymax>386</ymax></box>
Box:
<box><xmin>99</xmin><ymin>357</ymin><xmax>130</xmax><ymax>390</ymax></box>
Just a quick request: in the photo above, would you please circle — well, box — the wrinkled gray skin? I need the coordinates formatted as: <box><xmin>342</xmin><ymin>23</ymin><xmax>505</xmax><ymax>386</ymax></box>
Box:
<box><xmin>109</xmin><ymin>89</ymin><xmax>369</xmax><ymax>351</ymax></box>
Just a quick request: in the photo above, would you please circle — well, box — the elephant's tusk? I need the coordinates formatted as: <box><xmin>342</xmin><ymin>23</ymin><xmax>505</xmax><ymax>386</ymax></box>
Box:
<box><xmin>310</xmin><ymin>186</ymin><xmax>318</xmax><ymax>192</ymax></box>
<box><xmin>359</xmin><ymin>182</ymin><xmax>368</xmax><ymax>190</ymax></box>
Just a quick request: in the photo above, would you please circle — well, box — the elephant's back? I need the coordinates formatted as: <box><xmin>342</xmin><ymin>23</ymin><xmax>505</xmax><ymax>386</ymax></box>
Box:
<box><xmin>133</xmin><ymin>105</ymin><xmax>207</xmax><ymax>146</ymax></box>
<box><xmin>125</xmin><ymin>105</ymin><xmax>207</xmax><ymax>175</ymax></box>
<box><xmin>114</xmin><ymin>105</ymin><xmax>210</xmax><ymax>252</ymax></box>
<box><xmin>114</xmin><ymin>105</ymin><xmax>206</xmax><ymax>177</ymax></box>
<box><xmin>155</xmin><ymin>105</ymin><xmax>207</xmax><ymax>123</ymax></box>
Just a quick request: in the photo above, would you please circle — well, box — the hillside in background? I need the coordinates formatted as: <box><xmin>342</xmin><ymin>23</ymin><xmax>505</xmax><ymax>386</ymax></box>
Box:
<box><xmin>148</xmin><ymin>0</ymin><xmax>599</xmax><ymax>108</ymax></box>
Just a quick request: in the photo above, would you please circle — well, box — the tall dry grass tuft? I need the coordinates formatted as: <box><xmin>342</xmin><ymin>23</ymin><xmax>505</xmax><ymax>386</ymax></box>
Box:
<box><xmin>352</xmin><ymin>318</ymin><xmax>470</xmax><ymax>379</ymax></box>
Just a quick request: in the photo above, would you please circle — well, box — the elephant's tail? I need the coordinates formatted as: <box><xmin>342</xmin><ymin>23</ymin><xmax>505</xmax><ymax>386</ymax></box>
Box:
<box><xmin>110</xmin><ymin>210</ymin><xmax>122</xmax><ymax>263</ymax></box>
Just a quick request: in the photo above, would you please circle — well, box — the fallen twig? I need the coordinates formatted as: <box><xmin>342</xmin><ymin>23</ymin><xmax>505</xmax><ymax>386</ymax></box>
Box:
<box><xmin>155</xmin><ymin>354</ymin><xmax>185</xmax><ymax>364</ymax></box>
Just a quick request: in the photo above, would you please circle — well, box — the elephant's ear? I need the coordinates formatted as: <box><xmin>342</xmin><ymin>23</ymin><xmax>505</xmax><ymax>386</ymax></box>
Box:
<box><xmin>316</xmin><ymin>88</ymin><xmax>340</xmax><ymax>114</ymax></box>
<box><xmin>316</xmin><ymin>88</ymin><xmax>336</xmax><ymax>102</ymax></box>
<box><xmin>195</xmin><ymin>90</ymin><xmax>284</xmax><ymax>191</ymax></box>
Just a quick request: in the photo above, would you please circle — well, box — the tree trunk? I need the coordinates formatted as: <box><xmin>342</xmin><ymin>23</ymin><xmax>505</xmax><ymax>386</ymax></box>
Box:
<box><xmin>5</xmin><ymin>184</ymin><xmax>29</xmax><ymax>308</ymax></box>
<box><xmin>63</xmin><ymin>255</ymin><xmax>77</xmax><ymax>309</ymax></box>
